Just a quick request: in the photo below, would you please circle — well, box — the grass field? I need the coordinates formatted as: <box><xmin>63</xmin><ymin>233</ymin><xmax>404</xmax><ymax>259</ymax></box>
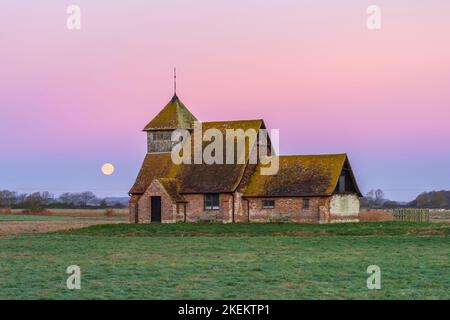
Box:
<box><xmin>0</xmin><ymin>214</ymin><xmax>127</xmax><ymax>236</ymax></box>
<box><xmin>0</xmin><ymin>214</ymin><xmax>127</xmax><ymax>221</ymax></box>
<box><xmin>0</xmin><ymin>222</ymin><xmax>448</xmax><ymax>299</ymax></box>
<box><xmin>3</xmin><ymin>208</ymin><xmax>129</xmax><ymax>217</ymax></box>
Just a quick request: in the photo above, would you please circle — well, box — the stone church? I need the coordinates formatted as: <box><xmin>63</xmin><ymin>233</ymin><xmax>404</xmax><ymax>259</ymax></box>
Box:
<box><xmin>129</xmin><ymin>94</ymin><xmax>362</xmax><ymax>223</ymax></box>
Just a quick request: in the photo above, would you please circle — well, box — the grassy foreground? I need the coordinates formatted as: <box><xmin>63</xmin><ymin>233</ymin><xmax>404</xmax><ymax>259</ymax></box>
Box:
<box><xmin>0</xmin><ymin>222</ymin><xmax>449</xmax><ymax>299</ymax></box>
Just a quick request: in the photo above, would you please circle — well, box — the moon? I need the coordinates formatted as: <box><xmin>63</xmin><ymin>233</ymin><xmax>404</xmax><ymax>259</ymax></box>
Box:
<box><xmin>101</xmin><ymin>163</ymin><xmax>115</xmax><ymax>175</ymax></box>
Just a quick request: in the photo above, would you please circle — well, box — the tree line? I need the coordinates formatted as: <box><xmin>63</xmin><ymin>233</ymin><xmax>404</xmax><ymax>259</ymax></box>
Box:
<box><xmin>361</xmin><ymin>189</ymin><xmax>450</xmax><ymax>209</ymax></box>
<box><xmin>0</xmin><ymin>190</ymin><xmax>126</xmax><ymax>212</ymax></box>
<box><xmin>408</xmin><ymin>190</ymin><xmax>450</xmax><ymax>209</ymax></box>
<box><xmin>2</xmin><ymin>188</ymin><xmax>449</xmax><ymax>211</ymax></box>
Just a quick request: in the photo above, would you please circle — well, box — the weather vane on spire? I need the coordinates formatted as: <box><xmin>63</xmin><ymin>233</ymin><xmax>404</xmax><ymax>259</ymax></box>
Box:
<box><xmin>174</xmin><ymin>67</ymin><xmax>177</xmax><ymax>96</ymax></box>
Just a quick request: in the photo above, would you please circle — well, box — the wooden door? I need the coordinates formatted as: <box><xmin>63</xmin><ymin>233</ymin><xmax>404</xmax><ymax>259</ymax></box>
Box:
<box><xmin>150</xmin><ymin>196</ymin><xmax>162</xmax><ymax>223</ymax></box>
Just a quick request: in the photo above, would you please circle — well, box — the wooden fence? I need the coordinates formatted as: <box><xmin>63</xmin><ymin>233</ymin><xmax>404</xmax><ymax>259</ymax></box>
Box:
<box><xmin>393</xmin><ymin>208</ymin><xmax>430</xmax><ymax>222</ymax></box>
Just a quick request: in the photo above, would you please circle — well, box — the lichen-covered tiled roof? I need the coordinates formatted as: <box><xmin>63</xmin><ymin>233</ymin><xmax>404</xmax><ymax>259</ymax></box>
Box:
<box><xmin>177</xmin><ymin>119</ymin><xmax>263</xmax><ymax>193</ymax></box>
<box><xmin>129</xmin><ymin>194</ymin><xmax>141</xmax><ymax>204</ymax></box>
<box><xmin>130</xmin><ymin>119</ymin><xmax>264</xmax><ymax>194</ymax></box>
<box><xmin>129</xmin><ymin>153</ymin><xmax>180</xmax><ymax>194</ymax></box>
<box><xmin>143</xmin><ymin>95</ymin><xmax>198</xmax><ymax>131</ymax></box>
<box><xmin>243</xmin><ymin>154</ymin><xmax>352</xmax><ymax>197</ymax></box>
<box><xmin>157</xmin><ymin>178</ymin><xmax>187</xmax><ymax>203</ymax></box>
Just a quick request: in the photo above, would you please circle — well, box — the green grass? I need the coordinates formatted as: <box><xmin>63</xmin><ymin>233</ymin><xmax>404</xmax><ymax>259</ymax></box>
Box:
<box><xmin>59</xmin><ymin>221</ymin><xmax>450</xmax><ymax>237</ymax></box>
<box><xmin>0</xmin><ymin>222</ymin><xmax>448</xmax><ymax>299</ymax></box>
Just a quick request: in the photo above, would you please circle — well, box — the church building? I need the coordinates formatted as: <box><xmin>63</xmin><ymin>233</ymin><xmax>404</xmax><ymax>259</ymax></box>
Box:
<box><xmin>129</xmin><ymin>94</ymin><xmax>362</xmax><ymax>223</ymax></box>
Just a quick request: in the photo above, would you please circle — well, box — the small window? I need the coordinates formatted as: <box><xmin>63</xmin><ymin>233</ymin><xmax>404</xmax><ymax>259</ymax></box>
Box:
<box><xmin>303</xmin><ymin>198</ymin><xmax>310</xmax><ymax>209</ymax></box>
<box><xmin>204</xmin><ymin>194</ymin><xmax>220</xmax><ymax>210</ymax></box>
<box><xmin>262</xmin><ymin>199</ymin><xmax>275</xmax><ymax>208</ymax></box>
<box><xmin>339</xmin><ymin>175</ymin><xmax>346</xmax><ymax>193</ymax></box>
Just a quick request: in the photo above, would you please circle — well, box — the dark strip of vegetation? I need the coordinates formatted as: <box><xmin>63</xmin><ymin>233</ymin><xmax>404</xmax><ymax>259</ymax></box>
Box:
<box><xmin>58</xmin><ymin>221</ymin><xmax>450</xmax><ymax>237</ymax></box>
<box><xmin>0</xmin><ymin>190</ymin><xmax>126</xmax><ymax>212</ymax></box>
<box><xmin>361</xmin><ymin>189</ymin><xmax>450</xmax><ymax>209</ymax></box>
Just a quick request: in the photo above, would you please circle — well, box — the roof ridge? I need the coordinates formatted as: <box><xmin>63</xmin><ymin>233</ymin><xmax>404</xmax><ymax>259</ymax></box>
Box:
<box><xmin>157</xmin><ymin>177</ymin><xmax>177</xmax><ymax>181</ymax></box>
<box><xmin>277</xmin><ymin>153</ymin><xmax>347</xmax><ymax>157</ymax></box>
<box><xmin>202</xmin><ymin>119</ymin><xmax>263</xmax><ymax>124</ymax></box>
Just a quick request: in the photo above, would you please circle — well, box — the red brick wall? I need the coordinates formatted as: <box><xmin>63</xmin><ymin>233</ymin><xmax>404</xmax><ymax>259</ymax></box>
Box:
<box><xmin>183</xmin><ymin>193</ymin><xmax>233</xmax><ymax>222</ymax></box>
<box><xmin>247</xmin><ymin>197</ymin><xmax>325</xmax><ymax>223</ymax></box>
<box><xmin>131</xmin><ymin>186</ymin><xmax>359</xmax><ymax>224</ymax></box>
<box><xmin>129</xmin><ymin>202</ymin><xmax>138</xmax><ymax>223</ymax></box>
<box><xmin>136</xmin><ymin>180</ymin><xmax>179</xmax><ymax>223</ymax></box>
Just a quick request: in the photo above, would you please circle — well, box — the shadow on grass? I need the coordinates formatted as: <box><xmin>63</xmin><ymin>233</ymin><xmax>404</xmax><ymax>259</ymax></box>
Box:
<box><xmin>57</xmin><ymin>221</ymin><xmax>450</xmax><ymax>237</ymax></box>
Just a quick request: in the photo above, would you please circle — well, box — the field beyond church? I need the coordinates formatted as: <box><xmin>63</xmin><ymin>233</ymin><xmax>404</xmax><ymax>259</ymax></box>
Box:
<box><xmin>0</xmin><ymin>222</ymin><xmax>449</xmax><ymax>299</ymax></box>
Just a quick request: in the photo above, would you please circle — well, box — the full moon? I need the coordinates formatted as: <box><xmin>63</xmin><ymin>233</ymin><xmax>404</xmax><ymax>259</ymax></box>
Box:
<box><xmin>101</xmin><ymin>163</ymin><xmax>115</xmax><ymax>175</ymax></box>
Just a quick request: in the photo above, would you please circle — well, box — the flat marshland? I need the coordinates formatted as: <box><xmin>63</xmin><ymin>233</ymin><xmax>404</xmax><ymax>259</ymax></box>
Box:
<box><xmin>0</xmin><ymin>221</ymin><xmax>448</xmax><ymax>299</ymax></box>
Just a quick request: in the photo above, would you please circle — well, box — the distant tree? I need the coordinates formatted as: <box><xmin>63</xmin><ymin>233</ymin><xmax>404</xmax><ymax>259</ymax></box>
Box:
<box><xmin>363</xmin><ymin>189</ymin><xmax>385</xmax><ymax>208</ymax></box>
<box><xmin>409</xmin><ymin>190</ymin><xmax>450</xmax><ymax>209</ymax></box>
<box><xmin>15</xmin><ymin>193</ymin><xmax>27</xmax><ymax>208</ymax></box>
<box><xmin>408</xmin><ymin>199</ymin><xmax>417</xmax><ymax>208</ymax></box>
<box><xmin>366</xmin><ymin>190</ymin><xmax>375</xmax><ymax>203</ymax></box>
<box><xmin>23</xmin><ymin>192</ymin><xmax>45</xmax><ymax>212</ymax></box>
<box><xmin>382</xmin><ymin>200</ymin><xmax>399</xmax><ymax>209</ymax></box>
<box><xmin>57</xmin><ymin>191</ymin><xmax>99</xmax><ymax>208</ymax></box>
<box><xmin>79</xmin><ymin>191</ymin><xmax>97</xmax><ymax>207</ymax></box>
<box><xmin>375</xmin><ymin>189</ymin><xmax>384</xmax><ymax>207</ymax></box>
<box><xmin>113</xmin><ymin>202</ymin><xmax>124</xmax><ymax>209</ymax></box>
<box><xmin>430</xmin><ymin>191</ymin><xmax>448</xmax><ymax>208</ymax></box>
<box><xmin>71</xmin><ymin>193</ymin><xmax>83</xmax><ymax>207</ymax></box>
<box><xmin>361</xmin><ymin>190</ymin><xmax>375</xmax><ymax>208</ymax></box>
<box><xmin>99</xmin><ymin>199</ymin><xmax>108</xmax><ymax>209</ymax></box>
<box><xmin>58</xmin><ymin>192</ymin><xmax>74</xmax><ymax>207</ymax></box>
<box><xmin>40</xmin><ymin>191</ymin><xmax>54</xmax><ymax>206</ymax></box>
<box><xmin>0</xmin><ymin>190</ymin><xmax>17</xmax><ymax>208</ymax></box>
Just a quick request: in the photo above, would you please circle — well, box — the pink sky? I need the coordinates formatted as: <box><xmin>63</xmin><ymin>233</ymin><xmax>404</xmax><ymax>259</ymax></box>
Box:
<box><xmin>1</xmin><ymin>1</ymin><xmax>449</xmax><ymax>200</ymax></box>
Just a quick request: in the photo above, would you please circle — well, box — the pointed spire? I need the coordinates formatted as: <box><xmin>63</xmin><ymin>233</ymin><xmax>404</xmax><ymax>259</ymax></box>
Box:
<box><xmin>143</xmin><ymin>69</ymin><xmax>197</xmax><ymax>131</ymax></box>
<box><xmin>143</xmin><ymin>93</ymin><xmax>197</xmax><ymax>131</ymax></box>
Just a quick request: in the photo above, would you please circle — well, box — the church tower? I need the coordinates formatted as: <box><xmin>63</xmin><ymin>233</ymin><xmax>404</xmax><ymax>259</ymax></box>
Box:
<box><xmin>143</xmin><ymin>94</ymin><xmax>197</xmax><ymax>153</ymax></box>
